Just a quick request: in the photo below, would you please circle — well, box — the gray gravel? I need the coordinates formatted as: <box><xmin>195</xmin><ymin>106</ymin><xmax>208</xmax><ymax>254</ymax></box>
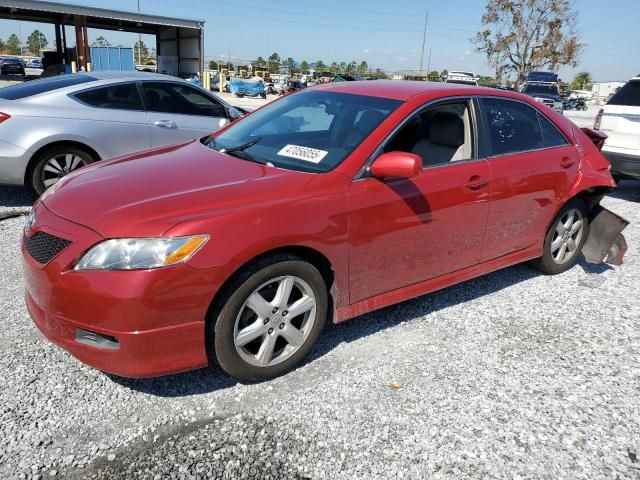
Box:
<box><xmin>1</xmin><ymin>182</ymin><xmax>639</xmax><ymax>479</ymax></box>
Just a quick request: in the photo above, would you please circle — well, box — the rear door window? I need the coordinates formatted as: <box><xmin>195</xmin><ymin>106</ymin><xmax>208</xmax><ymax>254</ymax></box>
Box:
<box><xmin>479</xmin><ymin>98</ymin><xmax>543</xmax><ymax>156</ymax></box>
<box><xmin>607</xmin><ymin>81</ymin><xmax>640</xmax><ymax>106</ymax></box>
<box><xmin>0</xmin><ymin>74</ymin><xmax>96</xmax><ymax>100</ymax></box>
<box><xmin>73</xmin><ymin>83</ymin><xmax>144</xmax><ymax>110</ymax></box>
<box><xmin>538</xmin><ymin>113</ymin><xmax>568</xmax><ymax>148</ymax></box>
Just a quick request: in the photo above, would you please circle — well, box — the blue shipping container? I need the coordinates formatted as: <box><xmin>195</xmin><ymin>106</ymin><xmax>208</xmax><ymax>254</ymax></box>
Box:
<box><xmin>89</xmin><ymin>47</ymin><xmax>135</xmax><ymax>71</ymax></box>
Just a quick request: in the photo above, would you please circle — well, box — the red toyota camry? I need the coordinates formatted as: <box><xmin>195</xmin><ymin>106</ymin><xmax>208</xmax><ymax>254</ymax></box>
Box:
<box><xmin>22</xmin><ymin>81</ymin><xmax>624</xmax><ymax>382</ymax></box>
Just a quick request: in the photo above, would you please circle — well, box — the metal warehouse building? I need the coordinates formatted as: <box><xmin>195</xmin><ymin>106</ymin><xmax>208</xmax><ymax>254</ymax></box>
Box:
<box><xmin>0</xmin><ymin>0</ymin><xmax>205</xmax><ymax>76</ymax></box>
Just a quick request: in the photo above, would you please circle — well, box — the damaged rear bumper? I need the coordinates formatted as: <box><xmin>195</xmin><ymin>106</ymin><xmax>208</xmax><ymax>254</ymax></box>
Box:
<box><xmin>582</xmin><ymin>206</ymin><xmax>629</xmax><ymax>266</ymax></box>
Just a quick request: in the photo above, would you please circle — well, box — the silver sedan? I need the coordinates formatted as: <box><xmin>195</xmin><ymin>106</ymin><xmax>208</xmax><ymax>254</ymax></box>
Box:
<box><xmin>0</xmin><ymin>71</ymin><xmax>244</xmax><ymax>194</ymax></box>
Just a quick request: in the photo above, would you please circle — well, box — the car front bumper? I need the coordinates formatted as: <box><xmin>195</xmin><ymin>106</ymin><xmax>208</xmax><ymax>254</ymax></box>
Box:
<box><xmin>22</xmin><ymin>202</ymin><xmax>222</xmax><ymax>378</ymax></box>
<box><xmin>603</xmin><ymin>148</ymin><xmax>640</xmax><ymax>180</ymax></box>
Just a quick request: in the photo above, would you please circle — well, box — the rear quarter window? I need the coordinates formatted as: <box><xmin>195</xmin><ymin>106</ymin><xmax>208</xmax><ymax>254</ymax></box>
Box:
<box><xmin>607</xmin><ymin>81</ymin><xmax>640</xmax><ymax>107</ymax></box>
<box><xmin>0</xmin><ymin>75</ymin><xmax>96</xmax><ymax>100</ymax></box>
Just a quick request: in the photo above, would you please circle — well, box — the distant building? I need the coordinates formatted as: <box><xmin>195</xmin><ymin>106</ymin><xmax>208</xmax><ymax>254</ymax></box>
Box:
<box><xmin>592</xmin><ymin>81</ymin><xmax>625</xmax><ymax>101</ymax></box>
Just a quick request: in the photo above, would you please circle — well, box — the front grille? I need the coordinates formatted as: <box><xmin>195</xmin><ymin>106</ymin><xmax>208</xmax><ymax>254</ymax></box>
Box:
<box><xmin>24</xmin><ymin>232</ymin><xmax>72</xmax><ymax>264</ymax></box>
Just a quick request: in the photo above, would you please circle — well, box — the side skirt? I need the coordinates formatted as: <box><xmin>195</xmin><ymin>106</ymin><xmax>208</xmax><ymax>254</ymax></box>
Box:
<box><xmin>335</xmin><ymin>245</ymin><xmax>541</xmax><ymax>323</ymax></box>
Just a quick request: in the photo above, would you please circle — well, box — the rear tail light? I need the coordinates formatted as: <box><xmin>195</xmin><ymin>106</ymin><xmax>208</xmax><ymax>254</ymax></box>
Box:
<box><xmin>593</xmin><ymin>108</ymin><xmax>603</xmax><ymax>130</ymax></box>
<box><xmin>0</xmin><ymin>112</ymin><xmax>10</xmax><ymax>124</ymax></box>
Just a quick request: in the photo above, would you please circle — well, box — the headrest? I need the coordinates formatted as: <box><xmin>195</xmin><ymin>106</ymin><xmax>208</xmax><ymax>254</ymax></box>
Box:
<box><xmin>429</xmin><ymin>112</ymin><xmax>464</xmax><ymax>147</ymax></box>
<box><xmin>356</xmin><ymin>110</ymin><xmax>385</xmax><ymax>132</ymax></box>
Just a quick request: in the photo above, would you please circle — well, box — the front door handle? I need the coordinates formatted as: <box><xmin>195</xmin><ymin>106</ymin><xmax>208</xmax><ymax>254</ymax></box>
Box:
<box><xmin>560</xmin><ymin>157</ymin><xmax>576</xmax><ymax>169</ymax></box>
<box><xmin>465</xmin><ymin>175</ymin><xmax>489</xmax><ymax>190</ymax></box>
<box><xmin>153</xmin><ymin>120</ymin><xmax>177</xmax><ymax>129</ymax></box>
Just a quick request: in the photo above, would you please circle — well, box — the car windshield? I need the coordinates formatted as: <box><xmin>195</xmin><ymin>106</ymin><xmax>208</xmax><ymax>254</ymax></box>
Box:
<box><xmin>0</xmin><ymin>74</ymin><xmax>96</xmax><ymax>100</ymax></box>
<box><xmin>523</xmin><ymin>84</ymin><xmax>559</xmax><ymax>95</ymax></box>
<box><xmin>208</xmin><ymin>90</ymin><xmax>402</xmax><ymax>173</ymax></box>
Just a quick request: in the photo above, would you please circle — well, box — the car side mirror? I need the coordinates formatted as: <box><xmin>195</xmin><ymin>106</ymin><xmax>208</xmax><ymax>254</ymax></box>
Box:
<box><xmin>370</xmin><ymin>152</ymin><xmax>423</xmax><ymax>179</ymax></box>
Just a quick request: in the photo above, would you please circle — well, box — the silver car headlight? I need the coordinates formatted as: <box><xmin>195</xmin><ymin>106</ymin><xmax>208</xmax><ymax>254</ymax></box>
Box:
<box><xmin>554</xmin><ymin>101</ymin><xmax>563</xmax><ymax>109</ymax></box>
<box><xmin>74</xmin><ymin>235</ymin><xmax>209</xmax><ymax>271</ymax></box>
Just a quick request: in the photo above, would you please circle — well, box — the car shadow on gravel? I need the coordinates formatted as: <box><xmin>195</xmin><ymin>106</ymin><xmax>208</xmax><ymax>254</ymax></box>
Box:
<box><xmin>608</xmin><ymin>180</ymin><xmax>640</xmax><ymax>203</ymax></box>
<box><xmin>112</xmin><ymin>256</ymin><xmax>612</xmax><ymax>397</ymax></box>
<box><xmin>0</xmin><ymin>186</ymin><xmax>37</xmax><ymax>208</ymax></box>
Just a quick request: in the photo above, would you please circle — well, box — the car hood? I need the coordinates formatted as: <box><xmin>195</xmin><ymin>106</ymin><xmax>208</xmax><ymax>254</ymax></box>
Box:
<box><xmin>42</xmin><ymin>140</ymin><xmax>315</xmax><ymax>237</ymax></box>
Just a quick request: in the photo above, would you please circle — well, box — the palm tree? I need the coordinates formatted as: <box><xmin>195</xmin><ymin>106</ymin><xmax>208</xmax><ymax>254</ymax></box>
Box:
<box><xmin>571</xmin><ymin>71</ymin><xmax>592</xmax><ymax>90</ymax></box>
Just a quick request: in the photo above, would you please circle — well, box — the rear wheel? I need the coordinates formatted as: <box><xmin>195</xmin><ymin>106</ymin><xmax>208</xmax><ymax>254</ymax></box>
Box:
<box><xmin>30</xmin><ymin>145</ymin><xmax>96</xmax><ymax>195</ymax></box>
<box><xmin>210</xmin><ymin>254</ymin><xmax>328</xmax><ymax>382</ymax></box>
<box><xmin>531</xmin><ymin>199</ymin><xmax>589</xmax><ymax>274</ymax></box>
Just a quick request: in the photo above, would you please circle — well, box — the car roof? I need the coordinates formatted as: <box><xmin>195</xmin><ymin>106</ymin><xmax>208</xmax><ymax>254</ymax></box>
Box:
<box><xmin>79</xmin><ymin>70</ymin><xmax>185</xmax><ymax>82</ymax></box>
<box><xmin>312</xmin><ymin>80</ymin><xmax>505</xmax><ymax>101</ymax></box>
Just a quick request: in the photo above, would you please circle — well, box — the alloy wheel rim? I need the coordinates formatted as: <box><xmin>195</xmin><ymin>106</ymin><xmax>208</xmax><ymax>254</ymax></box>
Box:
<box><xmin>41</xmin><ymin>153</ymin><xmax>87</xmax><ymax>188</ymax></box>
<box><xmin>550</xmin><ymin>208</ymin><xmax>584</xmax><ymax>264</ymax></box>
<box><xmin>233</xmin><ymin>275</ymin><xmax>317</xmax><ymax>368</ymax></box>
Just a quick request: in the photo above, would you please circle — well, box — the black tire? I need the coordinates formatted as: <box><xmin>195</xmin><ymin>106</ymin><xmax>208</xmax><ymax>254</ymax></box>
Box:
<box><xmin>531</xmin><ymin>198</ymin><xmax>590</xmax><ymax>274</ymax></box>
<box><xmin>209</xmin><ymin>254</ymin><xmax>328</xmax><ymax>383</ymax></box>
<box><xmin>30</xmin><ymin>145</ymin><xmax>96</xmax><ymax>196</ymax></box>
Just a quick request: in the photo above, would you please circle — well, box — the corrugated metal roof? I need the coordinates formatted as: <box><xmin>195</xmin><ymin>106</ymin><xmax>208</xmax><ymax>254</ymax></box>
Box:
<box><xmin>1</xmin><ymin>0</ymin><xmax>204</xmax><ymax>29</ymax></box>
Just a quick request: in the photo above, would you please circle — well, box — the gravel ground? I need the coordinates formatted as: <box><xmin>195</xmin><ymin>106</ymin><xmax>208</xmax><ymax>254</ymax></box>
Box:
<box><xmin>0</xmin><ymin>180</ymin><xmax>639</xmax><ymax>479</ymax></box>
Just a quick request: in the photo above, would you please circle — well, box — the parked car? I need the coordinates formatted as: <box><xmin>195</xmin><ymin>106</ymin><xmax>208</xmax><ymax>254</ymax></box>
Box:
<box><xmin>0</xmin><ymin>57</ymin><xmax>26</xmax><ymax>76</ymax></box>
<box><xmin>521</xmin><ymin>82</ymin><xmax>564</xmax><ymax>114</ymax></box>
<box><xmin>594</xmin><ymin>74</ymin><xmax>640</xmax><ymax>181</ymax></box>
<box><xmin>27</xmin><ymin>58</ymin><xmax>43</xmax><ymax>69</ymax></box>
<box><xmin>445</xmin><ymin>71</ymin><xmax>478</xmax><ymax>86</ymax></box>
<box><xmin>22</xmin><ymin>81</ymin><xmax>625</xmax><ymax>382</ymax></box>
<box><xmin>0</xmin><ymin>71</ymin><xmax>245</xmax><ymax>194</ymax></box>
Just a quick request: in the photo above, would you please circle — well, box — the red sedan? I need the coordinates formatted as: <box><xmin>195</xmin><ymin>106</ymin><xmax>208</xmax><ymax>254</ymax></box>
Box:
<box><xmin>22</xmin><ymin>81</ymin><xmax>623</xmax><ymax>382</ymax></box>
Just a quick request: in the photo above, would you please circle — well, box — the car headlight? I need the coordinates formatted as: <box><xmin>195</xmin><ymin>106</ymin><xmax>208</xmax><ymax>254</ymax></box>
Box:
<box><xmin>74</xmin><ymin>235</ymin><xmax>209</xmax><ymax>271</ymax></box>
<box><xmin>554</xmin><ymin>101</ymin><xmax>563</xmax><ymax>109</ymax></box>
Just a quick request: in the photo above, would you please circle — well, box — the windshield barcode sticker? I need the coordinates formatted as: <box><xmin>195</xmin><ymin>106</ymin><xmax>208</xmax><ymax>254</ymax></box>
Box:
<box><xmin>277</xmin><ymin>145</ymin><xmax>328</xmax><ymax>163</ymax></box>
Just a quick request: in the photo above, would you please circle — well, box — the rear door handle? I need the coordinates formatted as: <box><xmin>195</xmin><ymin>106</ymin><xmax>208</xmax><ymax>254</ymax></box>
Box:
<box><xmin>560</xmin><ymin>157</ymin><xmax>576</xmax><ymax>168</ymax></box>
<box><xmin>465</xmin><ymin>175</ymin><xmax>489</xmax><ymax>190</ymax></box>
<box><xmin>153</xmin><ymin>120</ymin><xmax>177</xmax><ymax>129</ymax></box>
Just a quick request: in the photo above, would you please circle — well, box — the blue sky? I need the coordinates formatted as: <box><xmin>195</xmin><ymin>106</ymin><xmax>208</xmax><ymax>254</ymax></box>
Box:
<box><xmin>1</xmin><ymin>0</ymin><xmax>638</xmax><ymax>82</ymax></box>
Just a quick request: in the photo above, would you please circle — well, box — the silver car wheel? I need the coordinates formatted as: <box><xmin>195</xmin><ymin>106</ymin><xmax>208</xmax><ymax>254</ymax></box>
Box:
<box><xmin>41</xmin><ymin>153</ymin><xmax>87</xmax><ymax>188</ymax></box>
<box><xmin>550</xmin><ymin>208</ymin><xmax>585</xmax><ymax>264</ymax></box>
<box><xmin>233</xmin><ymin>275</ymin><xmax>317</xmax><ymax>368</ymax></box>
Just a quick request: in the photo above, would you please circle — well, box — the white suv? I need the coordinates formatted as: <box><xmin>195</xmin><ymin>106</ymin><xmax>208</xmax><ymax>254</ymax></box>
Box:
<box><xmin>595</xmin><ymin>75</ymin><xmax>640</xmax><ymax>181</ymax></box>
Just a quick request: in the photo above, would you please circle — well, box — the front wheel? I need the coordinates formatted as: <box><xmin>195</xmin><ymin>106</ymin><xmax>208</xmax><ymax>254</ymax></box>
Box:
<box><xmin>210</xmin><ymin>255</ymin><xmax>328</xmax><ymax>382</ymax></box>
<box><xmin>30</xmin><ymin>145</ymin><xmax>96</xmax><ymax>195</ymax></box>
<box><xmin>531</xmin><ymin>199</ymin><xmax>589</xmax><ymax>274</ymax></box>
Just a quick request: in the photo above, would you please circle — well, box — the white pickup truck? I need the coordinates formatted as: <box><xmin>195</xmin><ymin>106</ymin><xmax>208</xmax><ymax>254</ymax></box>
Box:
<box><xmin>595</xmin><ymin>74</ymin><xmax>640</xmax><ymax>181</ymax></box>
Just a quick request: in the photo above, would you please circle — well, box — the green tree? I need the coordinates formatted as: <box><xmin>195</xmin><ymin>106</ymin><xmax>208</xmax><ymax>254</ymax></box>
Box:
<box><xmin>358</xmin><ymin>61</ymin><xmax>369</xmax><ymax>76</ymax></box>
<box><xmin>282</xmin><ymin>57</ymin><xmax>295</xmax><ymax>74</ymax></box>
<box><xmin>330</xmin><ymin>62</ymin><xmax>338</xmax><ymax>74</ymax></box>
<box><xmin>134</xmin><ymin>40</ymin><xmax>149</xmax><ymax>63</ymax></box>
<box><xmin>26</xmin><ymin>30</ymin><xmax>47</xmax><ymax>55</ymax></box>
<box><xmin>268</xmin><ymin>52</ymin><xmax>280</xmax><ymax>72</ymax></box>
<box><xmin>6</xmin><ymin>34</ymin><xmax>21</xmax><ymax>55</ymax></box>
<box><xmin>251</xmin><ymin>56</ymin><xmax>266</xmax><ymax>71</ymax></box>
<box><xmin>428</xmin><ymin>70</ymin><xmax>440</xmax><ymax>81</ymax></box>
<box><xmin>338</xmin><ymin>61</ymin><xmax>347</xmax><ymax>73</ymax></box>
<box><xmin>0</xmin><ymin>38</ymin><xmax>4</xmax><ymax>53</ymax></box>
<box><xmin>299</xmin><ymin>60</ymin><xmax>309</xmax><ymax>73</ymax></box>
<box><xmin>373</xmin><ymin>68</ymin><xmax>388</xmax><ymax>79</ymax></box>
<box><xmin>315</xmin><ymin>60</ymin><xmax>326</xmax><ymax>71</ymax></box>
<box><xmin>571</xmin><ymin>71</ymin><xmax>592</xmax><ymax>90</ymax></box>
<box><xmin>209</xmin><ymin>60</ymin><xmax>219</xmax><ymax>70</ymax></box>
<box><xmin>92</xmin><ymin>36</ymin><xmax>111</xmax><ymax>47</ymax></box>
<box><xmin>474</xmin><ymin>0</ymin><xmax>583</xmax><ymax>86</ymax></box>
